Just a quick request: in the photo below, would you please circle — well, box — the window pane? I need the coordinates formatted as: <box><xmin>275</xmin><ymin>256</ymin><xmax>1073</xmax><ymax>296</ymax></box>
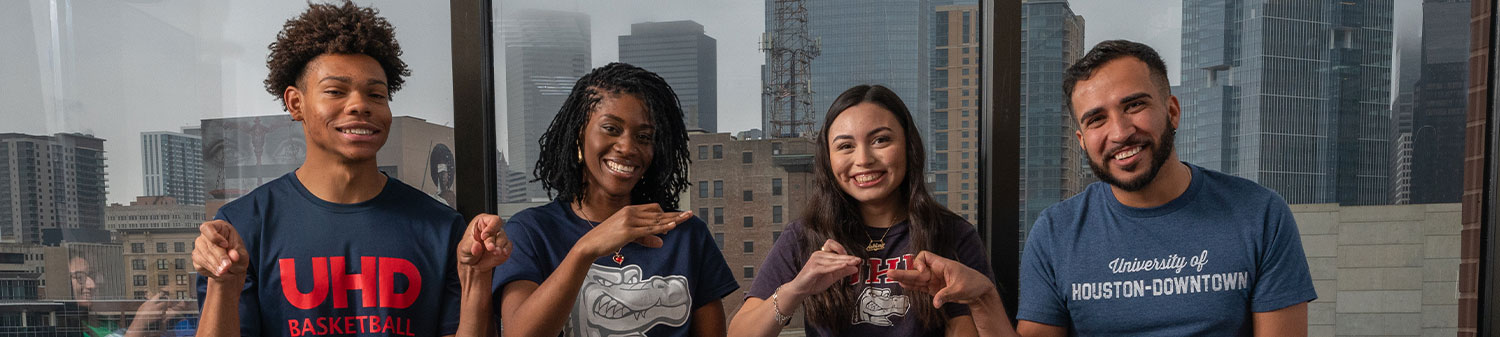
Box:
<box><xmin>499</xmin><ymin>0</ymin><xmax>984</xmax><ymax>327</ymax></box>
<box><xmin>3</xmin><ymin>2</ymin><xmax>460</xmax><ymax>334</ymax></box>
<box><xmin>1024</xmin><ymin>1</ymin><xmax>1469</xmax><ymax>334</ymax></box>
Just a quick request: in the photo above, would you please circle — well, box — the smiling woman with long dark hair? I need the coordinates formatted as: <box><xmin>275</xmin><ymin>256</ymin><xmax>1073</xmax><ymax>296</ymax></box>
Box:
<box><xmin>728</xmin><ymin>85</ymin><xmax>1003</xmax><ymax>337</ymax></box>
<box><xmin>492</xmin><ymin>62</ymin><xmax>738</xmax><ymax>337</ymax></box>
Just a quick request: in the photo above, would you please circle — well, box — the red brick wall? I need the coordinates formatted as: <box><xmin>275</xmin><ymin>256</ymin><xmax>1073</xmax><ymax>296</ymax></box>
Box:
<box><xmin>1460</xmin><ymin>1</ymin><xmax>1492</xmax><ymax>335</ymax></box>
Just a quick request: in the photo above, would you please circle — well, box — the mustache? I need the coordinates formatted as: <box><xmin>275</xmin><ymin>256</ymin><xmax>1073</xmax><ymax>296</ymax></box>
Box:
<box><xmin>1104</xmin><ymin>134</ymin><xmax>1154</xmax><ymax>157</ymax></box>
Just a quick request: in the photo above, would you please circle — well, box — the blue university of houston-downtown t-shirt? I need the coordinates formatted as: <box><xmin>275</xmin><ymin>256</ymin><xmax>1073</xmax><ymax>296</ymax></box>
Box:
<box><xmin>196</xmin><ymin>172</ymin><xmax>464</xmax><ymax>336</ymax></box>
<box><xmin>491</xmin><ymin>200</ymin><xmax>739</xmax><ymax>337</ymax></box>
<box><xmin>1017</xmin><ymin>162</ymin><xmax>1317</xmax><ymax>336</ymax></box>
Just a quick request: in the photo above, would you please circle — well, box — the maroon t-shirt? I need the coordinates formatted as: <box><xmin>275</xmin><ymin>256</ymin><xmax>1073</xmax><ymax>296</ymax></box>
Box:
<box><xmin>746</xmin><ymin>219</ymin><xmax>994</xmax><ymax>337</ymax></box>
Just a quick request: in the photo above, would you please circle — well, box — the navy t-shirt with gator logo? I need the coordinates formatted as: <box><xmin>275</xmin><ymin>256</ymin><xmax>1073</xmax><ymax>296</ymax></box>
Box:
<box><xmin>196</xmin><ymin>172</ymin><xmax>464</xmax><ymax>336</ymax></box>
<box><xmin>491</xmin><ymin>200</ymin><xmax>740</xmax><ymax>337</ymax></box>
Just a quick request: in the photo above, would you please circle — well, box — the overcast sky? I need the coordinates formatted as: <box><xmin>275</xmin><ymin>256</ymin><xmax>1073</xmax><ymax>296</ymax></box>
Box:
<box><xmin>0</xmin><ymin>0</ymin><xmax>1428</xmax><ymax>204</ymax></box>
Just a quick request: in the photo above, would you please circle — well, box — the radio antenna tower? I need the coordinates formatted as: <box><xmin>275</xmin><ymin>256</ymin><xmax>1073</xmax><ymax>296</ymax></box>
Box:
<box><xmin>761</xmin><ymin>0</ymin><xmax>819</xmax><ymax>138</ymax></box>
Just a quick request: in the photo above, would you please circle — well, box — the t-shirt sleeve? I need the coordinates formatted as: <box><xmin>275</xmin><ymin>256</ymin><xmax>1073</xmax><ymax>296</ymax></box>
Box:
<box><xmin>940</xmin><ymin>221</ymin><xmax>995</xmax><ymax>318</ymax></box>
<box><xmin>1250</xmin><ymin>196</ymin><xmax>1318</xmax><ymax>312</ymax></box>
<box><xmin>491</xmin><ymin>212</ymin><xmax>549</xmax><ymax>292</ymax></box>
<box><xmin>1016</xmin><ymin>213</ymin><xmax>1070</xmax><ymax>327</ymax></box>
<box><xmin>195</xmin><ymin>210</ymin><xmax>263</xmax><ymax>337</ymax></box>
<box><xmin>745</xmin><ymin>223</ymin><xmax>806</xmax><ymax>300</ymax></box>
<box><xmin>689</xmin><ymin>218</ymin><xmax>740</xmax><ymax>309</ymax></box>
<box><xmin>439</xmin><ymin>216</ymin><xmax>465</xmax><ymax>335</ymax></box>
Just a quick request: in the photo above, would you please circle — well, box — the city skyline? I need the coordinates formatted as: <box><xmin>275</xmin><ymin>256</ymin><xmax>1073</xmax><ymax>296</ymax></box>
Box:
<box><xmin>0</xmin><ymin>1</ymin><xmax>1476</xmax><ymax>335</ymax></box>
<box><xmin>1177</xmin><ymin>0</ymin><xmax>1394</xmax><ymax>205</ymax></box>
<box><xmin>0</xmin><ymin>0</ymin><xmax>1423</xmax><ymax>206</ymax></box>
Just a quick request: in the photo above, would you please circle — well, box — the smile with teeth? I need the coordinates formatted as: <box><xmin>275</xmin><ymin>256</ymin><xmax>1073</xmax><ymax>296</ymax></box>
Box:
<box><xmin>338</xmin><ymin>128</ymin><xmax>375</xmax><ymax>135</ymax></box>
<box><xmin>1113</xmin><ymin>147</ymin><xmax>1142</xmax><ymax>160</ymax></box>
<box><xmin>854</xmin><ymin>172</ymin><xmax>883</xmax><ymax>183</ymax></box>
<box><xmin>606</xmin><ymin>160</ymin><xmax>637</xmax><ymax>174</ymax></box>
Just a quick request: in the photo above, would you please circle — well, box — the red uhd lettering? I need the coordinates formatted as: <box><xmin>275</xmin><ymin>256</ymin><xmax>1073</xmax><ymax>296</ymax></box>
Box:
<box><xmin>280</xmin><ymin>256</ymin><xmax>422</xmax><ymax>309</ymax></box>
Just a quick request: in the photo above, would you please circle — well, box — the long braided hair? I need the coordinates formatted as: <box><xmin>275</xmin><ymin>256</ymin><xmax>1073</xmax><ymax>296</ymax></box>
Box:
<box><xmin>533</xmin><ymin>62</ymin><xmax>692</xmax><ymax>210</ymax></box>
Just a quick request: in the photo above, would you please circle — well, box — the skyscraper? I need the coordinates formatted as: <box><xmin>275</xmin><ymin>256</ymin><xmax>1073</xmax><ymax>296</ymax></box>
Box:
<box><xmin>1018</xmin><ymin>0</ymin><xmax>1086</xmax><ymax>234</ymax></box>
<box><xmin>0</xmin><ymin>133</ymin><xmax>108</xmax><ymax>244</ymax></box>
<box><xmin>1390</xmin><ymin>10</ymin><xmax>1423</xmax><ymax>204</ymax></box>
<box><xmin>619</xmin><ymin>20</ymin><xmax>718</xmax><ymax>133</ymax></box>
<box><xmin>764</xmin><ymin>0</ymin><xmax>932</xmax><ymax>141</ymax></box>
<box><xmin>1179</xmin><ymin>0</ymin><xmax>1394</xmax><ymax>205</ymax></box>
<box><xmin>501</xmin><ymin>9</ymin><xmax>590</xmax><ymax>201</ymax></box>
<box><xmin>1411</xmin><ymin>0</ymin><xmax>1470</xmax><ymax>204</ymax></box>
<box><xmin>931</xmin><ymin>4</ymin><xmax>984</xmax><ymax>223</ymax></box>
<box><xmin>141</xmin><ymin>131</ymin><xmax>204</xmax><ymax>205</ymax></box>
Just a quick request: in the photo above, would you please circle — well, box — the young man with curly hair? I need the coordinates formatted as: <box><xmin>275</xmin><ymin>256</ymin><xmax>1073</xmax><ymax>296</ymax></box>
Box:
<box><xmin>193</xmin><ymin>1</ymin><xmax>510</xmax><ymax>336</ymax></box>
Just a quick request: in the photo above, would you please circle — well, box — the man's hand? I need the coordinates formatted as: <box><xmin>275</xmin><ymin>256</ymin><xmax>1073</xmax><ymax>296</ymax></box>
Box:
<box><xmin>889</xmin><ymin>251</ymin><xmax>996</xmax><ymax>308</ymax></box>
<box><xmin>458</xmin><ymin>213</ymin><xmax>511</xmax><ymax>269</ymax></box>
<box><xmin>192</xmin><ymin>220</ymin><xmax>248</xmax><ymax>281</ymax></box>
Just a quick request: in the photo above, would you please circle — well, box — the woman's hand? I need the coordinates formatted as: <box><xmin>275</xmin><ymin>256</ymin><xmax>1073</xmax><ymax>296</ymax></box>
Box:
<box><xmin>573</xmin><ymin>203</ymin><xmax>691</xmax><ymax>259</ymax></box>
<box><xmin>781</xmin><ymin>239</ymin><xmax>863</xmax><ymax>297</ymax></box>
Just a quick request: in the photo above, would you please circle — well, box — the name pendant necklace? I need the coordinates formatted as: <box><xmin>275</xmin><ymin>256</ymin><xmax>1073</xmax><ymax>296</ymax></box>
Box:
<box><xmin>865</xmin><ymin>226</ymin><xmax>892</xmax><ymax>252</ymax></box>
<box><xmin>865</xmin><ymin>216</ymin><xmax>903</xmax><ymax>252</ymax></box>
<box><xmin>577</xmin><ymin>204</ymin><xmax>625</xmax><ymax>265</ymax></box>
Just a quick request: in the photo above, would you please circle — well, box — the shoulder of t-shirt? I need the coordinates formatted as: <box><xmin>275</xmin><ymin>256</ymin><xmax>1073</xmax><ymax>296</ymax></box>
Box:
<box><xmin>671</xmin><ymin>210</ymin><xmax>711</xmax><ymax>236</ymax></box>
<box><xmin>938</xmin><ymin>214</ymin><xmax>979</xmax><ymax>237</ymax></box>
<box><xmin>781</xmin><ymin>220</ymin><xmax>807</xmax><ymax>240</ymax></box>
<box><xmin>213</xmin><ymin>173</ymin><xmax>298</xmax><ymax>230</ymax></box>
<box><xmin>382</xmin><ymin>177</ymin><xmax>462</xmax><ymax>221</ymax></box>
<box><xmin>1191</xmin><ymin>163</ymin><xmax>1289</xmax><ymax>208</ymax></box>
<box><xmin>1031</xmin><ymin>181</ymin><xmax>1104</xmax><ymax>232</ymax></box>
<box><xmin>504</xmin><ymin>201</ymin><xmax>566</xmax><ymax>232</ymax></box>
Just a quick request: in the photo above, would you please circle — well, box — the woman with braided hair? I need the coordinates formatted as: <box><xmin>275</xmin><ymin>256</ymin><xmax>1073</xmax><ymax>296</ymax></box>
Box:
<box><xmin>492</xmin><ymin>62</ymin><xmax>738</xmax><ymax>337</ymax></box>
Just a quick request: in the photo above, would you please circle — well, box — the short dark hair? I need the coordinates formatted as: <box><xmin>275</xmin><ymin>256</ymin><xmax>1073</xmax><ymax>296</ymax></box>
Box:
<box><xmin>534</xmin><ymin>63</ymin><xmax>692</xmax><ymax>210</ymax></box>
<box><xmin>264</xmin><ymin>0</ymin><xmax>410</xmax><ymax>109</ymax></box>
<box><xmin>1062</xmin><ymin>40</ymin><xmax>1171</xmax><ymax>117</ymax></box>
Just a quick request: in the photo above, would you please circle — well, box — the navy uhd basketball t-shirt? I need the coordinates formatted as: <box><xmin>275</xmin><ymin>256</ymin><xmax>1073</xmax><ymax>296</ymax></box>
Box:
<box><xmin>196</xmin><ymin>172</ymin><xmax>464</xmax><ymax>336</ymax></box>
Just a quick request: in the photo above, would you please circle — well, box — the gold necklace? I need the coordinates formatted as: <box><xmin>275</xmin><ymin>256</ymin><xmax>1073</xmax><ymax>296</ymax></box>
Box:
<box><xmin>865</xmin><ymin>226</ymin><xmax>892</xmax><ymax>252</ymax></box>
<box><xmin>865</xmin><ymin>216</ymin><xmax>904</xmax><ymax>252</ymax></box>
<box><xmin>576</xmin><ymin>204</ymin><xmax>625</xmax><ymax>265</ymax></box>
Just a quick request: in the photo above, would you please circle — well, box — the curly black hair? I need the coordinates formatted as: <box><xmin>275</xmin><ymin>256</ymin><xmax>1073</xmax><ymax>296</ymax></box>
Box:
<box><xmin>264</xmin><ymin>0</ymin><xmax>410</xmax><ymax>109</ymax></box>
<box><xmin>534</xmin><ymin>63</ymin><xmax>692</xmax><ymax>210</ymax></box>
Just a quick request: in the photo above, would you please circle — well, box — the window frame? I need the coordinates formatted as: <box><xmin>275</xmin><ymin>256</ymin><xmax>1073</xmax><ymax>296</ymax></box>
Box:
<box><xmin>979</xmin><ymin>0</ymin><xmax>1023</xmax><ymax>321</ymax></box>
<box><xmin>449</xmin><ymin>0</ymin><xmax>1500</xmax><ymax>330</ymax></box>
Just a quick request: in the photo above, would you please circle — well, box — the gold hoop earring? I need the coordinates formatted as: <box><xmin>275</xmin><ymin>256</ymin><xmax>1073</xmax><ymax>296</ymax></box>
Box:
<box><xmin>577</xmin><ymin>148</ymin><xmax>583</xmax><ymax>162</ymax></box>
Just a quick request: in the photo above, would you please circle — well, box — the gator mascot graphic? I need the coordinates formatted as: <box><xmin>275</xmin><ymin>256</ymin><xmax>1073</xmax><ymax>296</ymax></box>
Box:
<box><xmin>853</xmin><ymin>287</ymin><xmax>911</xmax><ymax>326</ymax></box>
<box><xmin>565</xmin><ymin>264</ymin><xmax>692</xmax><ymax>337</ymax></box>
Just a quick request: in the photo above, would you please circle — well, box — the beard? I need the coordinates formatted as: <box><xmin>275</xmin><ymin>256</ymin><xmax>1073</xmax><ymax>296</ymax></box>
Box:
<box><xmin>1086</xmin><ymin>123</ymin><xmax>1175</xmax><ymax>192</ymax></box>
